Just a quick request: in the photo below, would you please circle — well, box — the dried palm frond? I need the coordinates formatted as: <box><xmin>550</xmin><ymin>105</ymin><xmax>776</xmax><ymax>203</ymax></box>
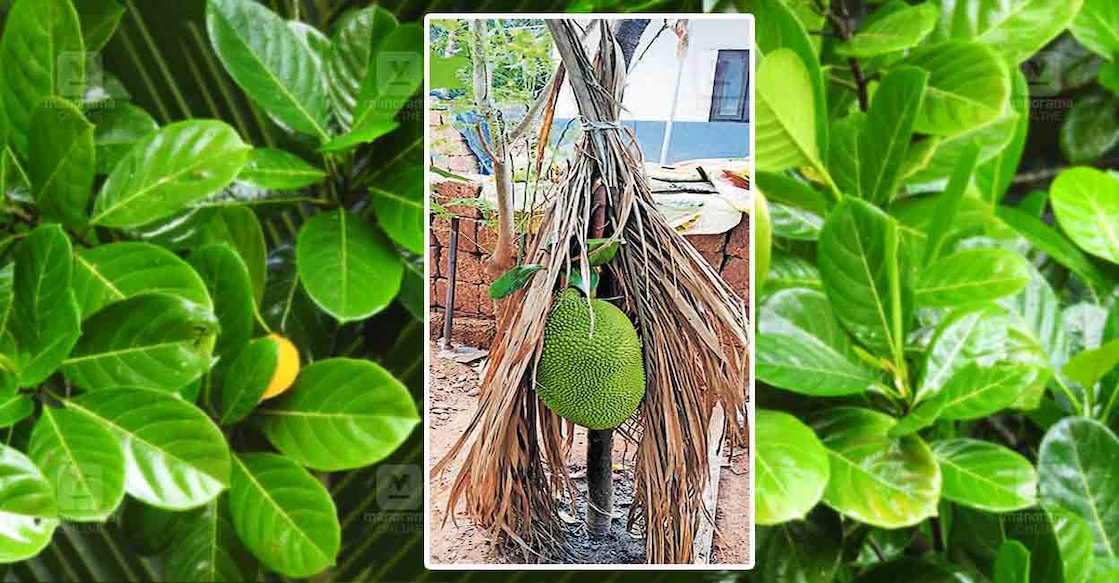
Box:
<box><xmin>433</xmin><ymin>19</ymin><xmax>751</xmax><ymax>565</ymax></box>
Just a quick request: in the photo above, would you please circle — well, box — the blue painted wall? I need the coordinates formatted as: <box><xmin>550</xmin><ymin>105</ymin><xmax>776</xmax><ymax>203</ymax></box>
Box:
<box><xmin>551</xmin><ymin>118</ymin><xmax>750</xmax><ymax>164</ymax></box>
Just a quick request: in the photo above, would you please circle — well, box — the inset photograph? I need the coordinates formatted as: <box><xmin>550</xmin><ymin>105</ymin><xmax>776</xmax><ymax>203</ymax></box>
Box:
<box><xmin>424</xmin><ymin>15</ymin><xmax>754</xmax><ymax>567</ymax></box>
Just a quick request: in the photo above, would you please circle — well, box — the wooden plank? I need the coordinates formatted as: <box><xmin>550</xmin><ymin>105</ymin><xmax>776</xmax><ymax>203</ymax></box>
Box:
<box><xmin>693</xmin><ymin>404</ymin><xmax>726</xmax><ymax>564</ymax></box>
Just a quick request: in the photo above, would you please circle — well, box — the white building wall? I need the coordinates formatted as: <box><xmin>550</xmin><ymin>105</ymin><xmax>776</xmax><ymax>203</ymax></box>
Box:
<box><xmin>555</xmin><ymin>18</ymin><xmax>752</xmax><ymax>123</ymax></box>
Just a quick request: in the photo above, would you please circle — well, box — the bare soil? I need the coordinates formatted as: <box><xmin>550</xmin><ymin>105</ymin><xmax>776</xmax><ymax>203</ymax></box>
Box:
<box><xmin>427</xmin><ymin>339</ymin><xmax>752</xmax><ymax>566</ymax></box>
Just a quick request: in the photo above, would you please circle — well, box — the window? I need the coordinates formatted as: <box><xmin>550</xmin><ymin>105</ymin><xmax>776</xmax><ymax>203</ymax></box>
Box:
<box><xmin>709</xmin><ymin>50</ymin><xmax>750</xmax><ymax>122</ymax></box>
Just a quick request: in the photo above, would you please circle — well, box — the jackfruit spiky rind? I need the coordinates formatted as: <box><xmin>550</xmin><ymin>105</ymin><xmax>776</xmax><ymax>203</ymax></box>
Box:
<box><xmin>535</xmin><ymin>289</ymin><xmax>645</xmax><ymax>429</ymax></box>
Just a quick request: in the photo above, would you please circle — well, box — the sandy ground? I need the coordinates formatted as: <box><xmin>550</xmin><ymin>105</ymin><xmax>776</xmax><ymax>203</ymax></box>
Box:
<box><xmin>427</xmin><ymin>340</ymin><xmax>752</xmax><ymax>566</ymax></box>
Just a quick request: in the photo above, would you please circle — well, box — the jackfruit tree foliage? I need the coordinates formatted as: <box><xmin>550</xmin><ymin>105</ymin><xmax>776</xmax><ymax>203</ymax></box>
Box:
<box><xmin>536</xmin><ymin>288</ymin><xmax>645</xmax><ymax>430</ymax></box>
<box><xmin>0</xmin><ymin>0</ymin><xmax>422</xmax><ymax>578</ymax></box>
<box><xmin>744</xmin><ymin>0</ymin><xmax>1119</xmax><ymax>580</ymax></box>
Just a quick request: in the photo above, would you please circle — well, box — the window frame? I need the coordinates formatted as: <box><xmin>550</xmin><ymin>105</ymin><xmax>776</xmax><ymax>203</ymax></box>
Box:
<box><xmin>708</xmin><ymin>49</ymin><xmax>750</xmax><ymax>123</ymax></box>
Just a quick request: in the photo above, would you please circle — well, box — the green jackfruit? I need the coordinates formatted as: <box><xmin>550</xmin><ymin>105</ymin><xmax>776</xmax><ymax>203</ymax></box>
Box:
<box><xmin>535</xmin><ymin>288</ymin><xmax>645</xmax><ymax>429</ymax></box>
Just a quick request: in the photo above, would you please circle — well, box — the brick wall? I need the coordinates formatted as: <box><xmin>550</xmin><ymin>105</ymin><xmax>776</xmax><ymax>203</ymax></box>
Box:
<box><xmin>429</xmin><ymin>179</ymin><xmax>751</xmax><ymax>349</ymax></box>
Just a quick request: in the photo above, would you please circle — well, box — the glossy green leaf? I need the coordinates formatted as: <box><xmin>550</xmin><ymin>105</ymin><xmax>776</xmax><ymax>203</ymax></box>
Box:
<box><xmin>11</xmin><ymin>224</ymin><xmax>80</xmax><ymax>388</ymax></box>
<box><xmin>901</xmin><ymin>41</ymin><xmax>1009</xmax><ymax>136</ymax></box>
<box><xmin>68</xmin><ymin>388</ymin><xmax>230</xmax><ymax>510</ymax></box>
<box><xmin>256</xmin><ymin>358</ymin><xmax>418</xmax><ymax>471</ymax></box>
<box><xmin>0</xmin><ymin>388</ymin><xmax>33</xmax><ymax>428</ymax></box>
<box><xmin>853</xmin><ymin>557</ymin><xmax>985</xmax><ymax>582</ymax></box>
<box><xmin>1047</xmin><ymin>505</ymin><xmax>1096</xmax><ymax>583</ymax></box>
<box><xmin>1071</xmin><ymin>0</ymin><xmax>1119</xmax><ymax>59</ymax></box>
<box><xmin>767</xmin><ymin>201</ymin><xmax>822</xmax><ymax>241</ymax></box>
<box><xmin>326</xmin><ymin>6</ymin><xmax>398</xmax><ymax>128</ymax></box>
<box><xmin>0</xmin><ymin>0</ymin><xmax>85</xmax><ymax>154</ymax></box>
<box><xmin>756</xmin><ymin>508</ymin><xmax>842</xmax><ymax>583</ymax></box>
<box><xmin>1063</xmin><ymin>338</ymin><xmax>1119</xmax><ymax>391</ymax></box>
<box><xmin>489</xmin><ymin>264</ymin><xmax>544</xmax><ymax>300</ymax></box>
<box><xmin>756</xmin><ymin>190</ymin><xmax>772</xmax><ymax>292</ymax></box>
<box><xmin>1060</xmin><ymin>93</ymin><xmax>1119</xmax><ymax>165</ymax></box>
<box><xmin>72</xmin><ymin>0</ymin><xmax>125</xmax><ymax>52</ymax></box>
<box><xmin>818</xmin><ymin>198</ymin><xmax>911</xmax><ymax>365</ymax></box>
<box><xmin>206</xmin><ymin>0</ymin><xmax>330</xmax><ymax>141</ymax></box>
<box><xmin>371</xmin><ymin>165</ymin><xmax>424</xmax><ymax>254</ymax></box>
<box><xmin>994</xmin><ymin>540</ymin><xmax>1030</xmax><ymax>583</ymax></box>
<box><xmin>88</xmin><ymin>103</ymin><xmax>159</xmax><ymax>175</ymax></box>
<box><xmin>587</xmin><ymin>238</ymin><xmax>621</xmax><ymax>266</ymax></box>
<box><xmin>755</xmin><ymin>171</ymin><xmax>829</xmax><ymax>216</ymax></box>
<box><xmin>27</xmin><ymin>406</ymin><xmax>125</xmax><ymax>522</ymax></box>
<box><xmin>1000</xmin><ymin>264</ymin><xmax>1069</xmax><ymax>370</ymax></box>
<box><xmin>944</xmin><ymin>0</ymin><xmax>1086</xmax><ymax>65</ymax></box>
<box><xmin>837</xmin><ymin>3</ymin><xmax>937</xmax><ymax>58</ymax></box>
<box><xmin>261</xmin><ymin>246</ymin><xmax>335</xmax><ymax>363</ymax></box>
<box><xmin>756</xmin><ymin>49</ymin><xmax>825</xmax><ymax>175</ymax></box>
<box><xmin>907</xmin><ymin>105</ymin><xmax>1017</xmax><ymax>189</ymax></box>
<box><xmin>345</xmin><ymin>24</ymin><xmax>422</xmax><ymax>136</ymax></box>
<box><xmin>757</xmin><ymin>288</ymin><xmax>879</xmax><ymax>396</ymax></box>
<box><xmin>0</xmin><ymin>443</ymin><xmax>59</xmax><ymax>563</ymax></box>
<box><xmin>888</xmin><ymin>395</ymin><xmax>947</xmax><ymax>438</ymax></box>
<box><xmin>238</xmin><ymin>148</ymin><xmax>326</xmax><ymax>191</ymax></box>
<box><xmin>932</xmin><ymin>438</ymin><xmax>1037</xmax><ymax>512</ymax></box>
<box><xmin>814</xmin><ymin>407</ymin><xmax>940</xmax><ymax>528</ymax></box>
<box><xmin>397</xmin><ymin>251</ymin><xmax>424</xmax><ymax>321</ymax></box>
<box><xmin>28</xmin><ymin>97</ymin><xmax>95</xmax><ymax>226</ymax></box>
<box><xmin>756</xmin><ymin>409</ymin><xmax>830</xmax><ymax>524</ymax></box>
<box><xmin>1050</xmin><ymin>167</ymin><xmax>1119</xmax><ymax>264</ymax></box>
<box><xmin>939</xmin><ymin>362</ymin><xmax>1049</xmax><ymax>420</ymax></box>
<box><xmin>919</xmin><ymin>304</ymin><xmax>1008</xmax><ymax>402</ymax></box>
<box><xmin>920</xmin><ymin>145</ymin><xmax>982</xmax><ymax>264</ymax></box>
<box><xmin>296</xmin><ymin>209</ymin><xmax>403</xmax><ymax>322</ymax></box>
<box><xmin>1038</xmin><ymin>417</ymin><xmax>1119</xmax><ymax>557</ymax></box>
<box><xmin>916</xmin><ymin>248</ymin><xmax>1030</xmax><ymax>307</ymax></box>
<box><xmin>72</xmin><ymin>241</ymin><xmax>213</xmax><ymax>319</ymax></box>
<box><xmin>214</xmin><ymin>336</ymin><xmax>278</xmax><ymax>426</ymax></box>
<box><xmin>230</xmin><ymin>452</ymin><xmax>340</xmax><ymax>577</ymax></box>
<box><xmin>90</xmin><ymin>120</ymin><xmax>250</xmax><ymax>228</ymax></box>
<box><xmin>997</xmin><ymin>205</ymin><xmax>1111</xmax><ymax>297</ymax></box>
<box><xmin>859</xmin><ymin>67</ymin><xmax>928</xmax><ymax>205</ymax></box>
<box><xmin>166</xmin><ymin>495</ymin><xmax>258</xmax><ymax>582</ymax></box>
<box><xmin>975</xmin><ymin>69</ymin><xmax>1030</xmax><ymax>205</ymax></box>
<box><xmin>63</xmin><ymin>294</ymin><xmax>218</xmax><ymax>393</ymax></box>
<box><xmin>188</xmin><ymin>244</ymin><xmax>255</xmax><ymax>360</ymax></box>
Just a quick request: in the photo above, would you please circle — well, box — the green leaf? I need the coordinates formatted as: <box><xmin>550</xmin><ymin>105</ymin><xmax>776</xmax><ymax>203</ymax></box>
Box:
<box><xmin>1038</xmin><ymin>417</ymin><xmax>1119</xmax><ymax>557</ymax></box>
<box><xmin>1000</xmin><ymin>264</ymin><xmax>1069</xmax><ymax>370</ymax></box>
<box><xmin>0</xmin><ymin>0</ymin><xmax>85</xmax><ymax>155</ymax></box>
<box><xmin>0</xmin><ymin>443</ymin><xmax>59</xmax><ymax>563</ymax></box>
<box><xmin>814</xmin><ymin>407</ymin><xmax>940</xmax><ymax>528</ymax></box>
<box><xmin>1050</xmin><ymin>167</ymin><xmax>1119</xmax><ymax>264</ymax></box>
<box><xmin>994</xmin><ymin>540</ymin><xmax>1031</xmax><ymax>583</ymax></box>
<box><xmin>187</xmin><ymin>244</ymin><xmax>255</xmax><ymax>360</ymax></box>
<box><xmin>67</xmin><ymin>388</ymin><xmax>230</xmax><ymax>510</ymax></box>
<box><xmin>826</xmin><ymin>113</ymin><xmax>864</xmax><ymax>198</ymax></box>
<box><xmin>238</xmin><ymin>148</ymin><xmax>326</xmax><ymax>191</ymax></box>
<box><xmin>858</xmin><ymin>67</ymin><xmax>928</xmax><ymax>205</ymax></box>
<box><xmin>214</xmin><ymin>336</ymin><xmax>277</xmax><ymax>425</ymax></box>
<box><xmin>756</xmin><ymin>409</ymin><xmax>829</xmax><ymax>524</ymax></box>
<box><xmin>916</xmin><ymin>248</ymin><xmax>1030</xmax><ymax>307</ymax></box>
<box><xmin>587</xmin><ymin>238</ymin><xmax>621</xmax><ymax>266</ymax></box>
<box><xmin>757</xmin><ymin>288</ymin><xmax>879</xmax><ymax>396</ymax></box>
<box><xmin>756</xmin><ymin>190</ymin><xmax>773</xmax><ymax>293</ymax></box>
<box><xmin>907</xmin><ymin>105</ymin><xmax>1018</xmax><ymax>189</ymax></box>
<box><xmin>920</xmin><ymin>145</ymin><xmax>982</xmax><ymax>264</ymax></box>
<box><xmin>837</xmin><ymin>3</ymin><xmax>938</xmax><ymax>58</ymax></box>
<box><xmin>996</xmin><ymin>205</ymin><xmax>1111</xmax><ymax>297</ymax></box>
<box><xmin>939</xmin><ymin>363</ymin><xmax>1049</xmax><ymax>420</ymax></box>
<box><xmin>901</xmin><ymin>41</ymin><xmax>1009</xmax><ymax>136</ymax></box>
<box><xmin>1071</xmin><ymin>0</ymin><xmax>1119</xmax><ymax>59</ymax></box>
<box><xmin>397</xmin><ymin>251</ymin><xmax>424</xmax><ymax>320</ymax></box>
<box><xmin>888</xmin><ymin>395</ymin><xmax>947</xmax><ymax>438</ymax></box>
<box><xmin>11</xmin><ymin>224</ymin><xmax>80</xmax><ymax>388</ymax></box>
<box><xmin>72</xmin><ymin>0</ymin><xmax>125</xmax><ymax>52</ymax></box>
<box><xmin>1063</xmin><ymin>338</ymin><xmax>1119</xmax><ymax>391</ymax></box>
<box><xmin>63</xmin><ymin>294</ymin><xmax>218</xmax><ymax>393</ymax></box>
<box><xmin>932</xmin><ymin>438</ymin><xmax>1037</xmax><ymax>512</ymax></box>
<box><xmin>0</xmin><ymin>388</ymin><xmax>33</xmax><ymax>428</ymax></box>
<box><xmin>72</xmin><ymin>241</ymin><xmax>213</xmax><ymax>319</ymax></box>
<box><xmin>919</xmin><ymin>304</ymin><xmax>1008</xmax><ymax>402</ymax></box>
<box><xmin>88</xmin><ymin>103</ymin><xmax>159</xmax><ymax>175</ymax></box>
<box><xmin>206</xmin><ymin>0</ymin><xmax>330</xmax><ymax>142</ymax></box>
<box><xmin>256</xmin><ymin>358</ymin><xmax>418</xmax><ymax>471</ymax></box>
<box><xmin>326</xmin><ymin>6</ymin><xmax>398</xmax><ymax>128</ymax></box>
<box><xmin>28</xmin><ymin>97</ymin><xmax>95</xmax><ymax>226</ymax></box>
<box><xmin>370</xmin><ymin>164</ymin><xmax>423</xmax><ymax>254</ymax></box>
<box><xmin>944</xmin><ymin>0</ymin><xmax>1087</xmax><ymax>65</ymax></box>
<box><xmin>27</xmin><ymin>405</ymin><xmax>125</xmax><ymax>522</ymax></box>
<box><xmin>756</xmin><ymin>508</ymin><xmax>842</xmax><ymax>582</ymax></box>
<box><xmin>1060</xmin><ymin>92</ymin><xmax>1119</xmax><ymax>165</ymax></box>
<box><xmin>818</xmin><ymin>198</ymin><xmax>911</xmax><ymax>366</ymax></box>
<box><xmin>756</xmin><ymin>49</ymin><xmax>828</xmax><ymax>182</ymax></box>
<box><xmin>296</xmin><ymin>209</ymin><xmax>403</xmax><ymax>322</ymax></box>
<box><xmin>1048</xmin><ymin>505</ymin><xmax>1096</xmax><ymax>583</ymax></box>
<box><xmin>261</xmin><ymin>246</ymin><xmax>335</xmax><ymax>363</ymax></box>
<box><xmin>230</xmin><ymin>452</ymin><xmax>340</xmax><ymax>577</ymax></box>
<box><xmin>348</xmin><ymin>23</ymin><xmax>422</xmax><ymax>133</ymax></box>
<box><xmin>90</xmin><ymin>120</ymin><xmax>250</xmax><ymax>228</ymax></box>
<box><xmin>166</xmin><ymin>495</ymin><xmax>258</xmax><ymax>582</ymax></box>
<box><xmin>853</xmin><ymin>557</ymin><xmax>985</xmax><ymax>582</ymax></box>
<box><xmin>975</xmin><ymin>69</ymin><xmax>1030</xmax><ymax>205</ymax></box>
<box><xmin>489</xmin><ymin>264</ymin><xmax>544</xmax><ymax>300</ymax></box>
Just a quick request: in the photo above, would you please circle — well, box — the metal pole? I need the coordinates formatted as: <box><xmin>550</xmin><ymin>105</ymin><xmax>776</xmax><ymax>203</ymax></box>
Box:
<box><xmin>442</xmin><ymin>217</ymin><xmax>460</xmax><ymax>349</ymax></box>
<box><xmin>658</xmin><ymin>20</ymin><xmax>690</xmax><ymax>165</ymax></box>
<box><xmin>586</xmin><ymin>427</ymin><xmax>615</xmax><ymax>537</ymax></box>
